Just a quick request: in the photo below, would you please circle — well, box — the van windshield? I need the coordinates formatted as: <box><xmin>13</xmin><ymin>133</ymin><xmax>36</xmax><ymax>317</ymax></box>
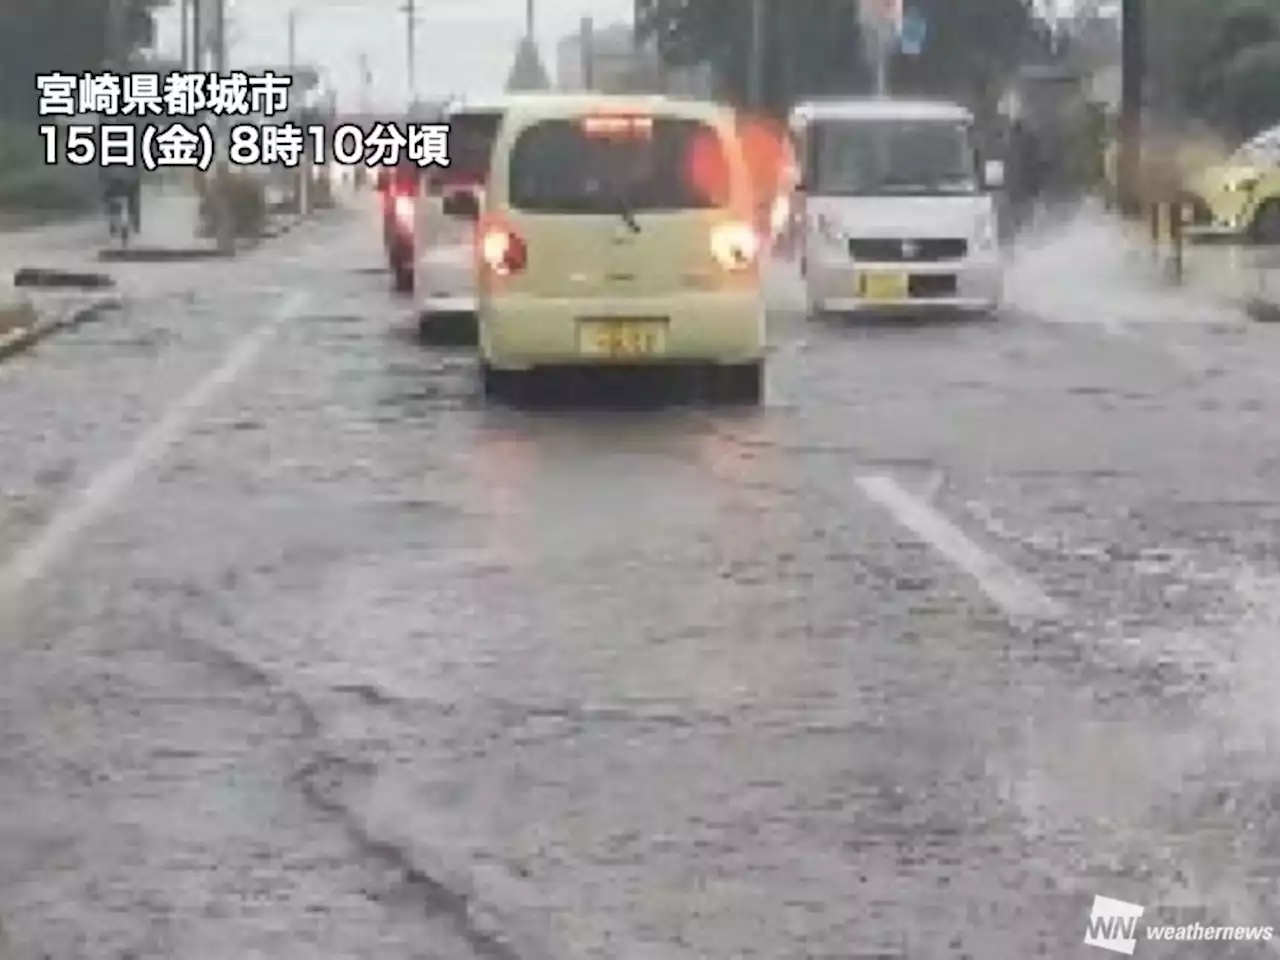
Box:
<box><xmin>508</xmin><ymin>117</ymin><xmax>730</xmax><ymax>212</ymax></box>
<box><xmin>809</xmin><ymin>118</ymin><xmax>978</xmax><ymax>195</ymax></box>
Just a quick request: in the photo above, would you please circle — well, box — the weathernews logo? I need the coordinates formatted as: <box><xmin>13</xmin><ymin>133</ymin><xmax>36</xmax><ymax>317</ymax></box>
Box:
<box><xmin>1084</xmin><ymin>896</ymin><xmax>1145</xmax><ymax>954</ymax></box>
<box><xmin>1084</xmin><ymin>894</ymin><xmax>1274</xmax><ymax>954</ymax></box>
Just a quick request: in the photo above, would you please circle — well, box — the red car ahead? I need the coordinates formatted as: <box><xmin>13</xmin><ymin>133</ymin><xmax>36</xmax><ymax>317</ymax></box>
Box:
<box><xmin>378</xmin><ymin>159</ymin><xmax>420</xmax><ymax>291</ymax></box>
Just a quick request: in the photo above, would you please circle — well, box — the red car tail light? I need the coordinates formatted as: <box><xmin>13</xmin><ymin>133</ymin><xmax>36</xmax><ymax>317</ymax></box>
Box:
<box><xmin>393</xmin><ymin>194</ymin><xmax>414</xmax><ymax>226</ymax></box>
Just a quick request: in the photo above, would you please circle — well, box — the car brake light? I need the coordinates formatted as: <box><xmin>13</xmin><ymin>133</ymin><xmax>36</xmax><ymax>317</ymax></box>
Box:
<box><xmin>581</xmin><ymin>114</ymin><xmax>652</xmax><ymax>137</ymax></box>
<box><xmin>710</xmin><ymin>221</ymin><xmax>759</xmax><ymax>270</ymax></box>
<box><xmin>480</xmin><ymin>224</ymin><xmax>527</xmax><ymax>275</ymax></box>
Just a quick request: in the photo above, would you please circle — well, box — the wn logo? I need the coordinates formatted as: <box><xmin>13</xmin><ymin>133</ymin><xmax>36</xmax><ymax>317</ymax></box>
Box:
<box><xmin>1084</xmin><ymin>895</ymin><xmax>1145</xmax><ymax>955</ymax></box>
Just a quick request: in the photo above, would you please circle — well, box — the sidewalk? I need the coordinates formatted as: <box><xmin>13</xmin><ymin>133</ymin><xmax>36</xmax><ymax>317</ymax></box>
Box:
<box><xmin>0</xmin><ymin>185</ymin><xmax>208</xmax><ymax>273</ymax></box>
<box><xmin>0</xmin><ymin>186</ymin><xmax>205</xmax><ymax>361</ymax></box>
<box><xmin>1069</xmin><ymin>199</ymin><xmax>1280</xmax><ymax>321</ymax></box>
<box><xmin>1177</xmin><ymin>245</ymin><xmax>1280</xmax><ymax>318</ymax></box>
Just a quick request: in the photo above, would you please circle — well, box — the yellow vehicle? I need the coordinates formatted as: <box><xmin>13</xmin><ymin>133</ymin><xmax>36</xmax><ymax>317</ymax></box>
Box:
<box><xmin>455</xmin><ymin>95</ymin><xmax>766</xmax><ymax>402</ymax></box>
<box><xmin>1180</xmin><ymin>126</ymin><xmax>1280</xmax><ymax>241</ymax></box>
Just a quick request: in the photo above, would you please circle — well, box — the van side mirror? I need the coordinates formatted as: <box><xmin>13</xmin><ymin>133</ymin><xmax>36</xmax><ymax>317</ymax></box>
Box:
<box><xmin>983</xmin><ymin>159</ymin><xmax>1005</xmax><ymax>189</ymax></box>
<box><xmin>442</xmin><ymin>191</ymin><xmax>479</xmax><ymax>220</ymax></box>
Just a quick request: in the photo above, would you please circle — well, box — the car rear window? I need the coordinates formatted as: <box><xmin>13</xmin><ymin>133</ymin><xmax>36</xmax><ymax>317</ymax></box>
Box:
<box><xmin>507</xmin><ymin>117</ymin><xmax>731</xmax><ymax>212</ymax></box>
<box><xmin>429</xmin><ymin>110</ymin><xmax>501</xmax><ymax>187</ymax></box>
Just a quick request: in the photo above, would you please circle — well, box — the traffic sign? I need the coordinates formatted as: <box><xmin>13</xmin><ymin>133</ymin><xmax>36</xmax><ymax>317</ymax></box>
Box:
<box><xmin>900</xmin><ymin>8</ymin><xmax>926</xmax><ymax>54</ymax></box>
<box><xmin>860</xmin><ymin>0</ymin><xmax>902</xmax><ymax>30</ymax></box>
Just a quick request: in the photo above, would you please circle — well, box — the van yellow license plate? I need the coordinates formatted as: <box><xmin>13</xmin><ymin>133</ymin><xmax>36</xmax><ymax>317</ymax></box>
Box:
<box><xmin>855</xmin><ymin>270</ymin><xmax>909</xmax><ymax>300</ymax></box>
<box><xmin>578</xmin><ymin>319</ymin><xmax>667</xmax><ymax>357</ymax></box>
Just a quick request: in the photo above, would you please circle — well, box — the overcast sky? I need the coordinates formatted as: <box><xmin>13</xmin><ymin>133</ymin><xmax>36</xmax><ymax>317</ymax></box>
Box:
<box><xmin>154</xmin><ymin>0</ymin><xmax>1080</xmax><ymax>111</ymax></box>
<box><xmin>154</xmin><ymin>0</ymin><xmax>634</xmax><ymax>110</ymax></box>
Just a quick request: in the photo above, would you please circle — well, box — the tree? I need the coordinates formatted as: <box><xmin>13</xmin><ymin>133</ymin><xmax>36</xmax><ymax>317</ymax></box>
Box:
<box><xmin>0</xmin><ymin>0</ymin><xmax>168</xmax><ymax>118</ymax></box>
<box><xmin>890</xmin><ymin>0</ymin><xmax>1044</xmax><ymax>109</ymax></box>
<box><xmin>636</xmin><ymin>0</ymin><xmax>867</xmax><ymax>114</ymax></box>
<box><xmin>1144</xmin><ymin>0</ymin><xmax>1280</xmax><ymax>133</ymax></box>
<box><xmin>1216</xmin><ymin>39</ymin><xmax>1280</xmax><ymax>138</ymax></box>
<box><xmin>638</xmin><ymin>0</ymin><xmax>1043</xmax><ymax>116</ymax></box>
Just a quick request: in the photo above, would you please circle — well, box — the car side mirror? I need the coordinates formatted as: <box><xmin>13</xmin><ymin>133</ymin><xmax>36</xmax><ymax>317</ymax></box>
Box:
<box><xmin>442</xmin><ymin>191</ymin><xmax>479</xmax><ymax>220</ymax></box>
<box><xmin>983</xmin><ymin>159</ymin><xmax>1005</xmax><ymax>189</ymax></box>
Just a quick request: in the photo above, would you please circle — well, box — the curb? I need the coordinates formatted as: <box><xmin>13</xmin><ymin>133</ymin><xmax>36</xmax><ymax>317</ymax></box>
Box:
<box><xmin>98</xmin><ymin>246</ymin><xmax>230</xmax><ymax>262</ymax></box>
<box><xmin>14</xmin><ymin>267</ymin><xmax>115</xmax><ymax>288</ymax></box>
<box><xmin>0</xmin><ymin>295</ymin><xmax>115</xmax><ymax>362</ymax></box>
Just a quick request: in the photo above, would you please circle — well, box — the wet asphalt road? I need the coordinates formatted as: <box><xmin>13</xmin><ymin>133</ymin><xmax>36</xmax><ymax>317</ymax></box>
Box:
<box><xmin>3</xmin><ymin>200</ymin><xmax>1280</xmax><ymax>958</ymax></box>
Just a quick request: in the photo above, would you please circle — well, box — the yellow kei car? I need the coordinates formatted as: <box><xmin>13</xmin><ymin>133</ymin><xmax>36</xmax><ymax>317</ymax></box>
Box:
<box><xmin>1181</xmin><ymin>126</ymin><xmax>1280</xmax><ymax>242</ymax></box>
<box><xmin>449</xmin><ymin>95</ymin><xmax>766</xmax><ymax>403</ymax></box>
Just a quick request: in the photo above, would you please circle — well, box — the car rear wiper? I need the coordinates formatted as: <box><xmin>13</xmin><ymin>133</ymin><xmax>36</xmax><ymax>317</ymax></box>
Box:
<box><xmin>613</xmin><ymin>188</ymin><xmax>641</xmax><ymax>233</ymax></box>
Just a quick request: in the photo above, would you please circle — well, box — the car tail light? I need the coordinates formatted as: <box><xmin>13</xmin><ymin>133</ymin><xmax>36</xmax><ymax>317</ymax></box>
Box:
<box><xmin>480</xmin><ymin>224</ymin><xmax>527</xmax><ymax>275</ymax></box>
<box><xmin>581</xmin><ymin>114</ymin><xmax>652</xmax><ymax>137</ymax></box>
<box><xmin>710</xmin><ymin>221</ymin><xmax>759</xmax><ymax>270</ymax></box>
<box><xmin>768</xmin><ymin>194</ymin><xmax>791</xmax><ymax>238</ymax></box>
<box><xmin>393</xmin><ymin>194</ymin><xmax>414</xmax><ymax>226</ymax></box>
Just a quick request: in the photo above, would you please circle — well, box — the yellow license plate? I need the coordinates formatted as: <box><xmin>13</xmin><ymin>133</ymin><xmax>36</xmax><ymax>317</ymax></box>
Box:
<box><xmin>855</xmin><ymin>270</ymin><xmax>909</xmax><ymax>300</ymax></box>
<box><xmin>578</xmin><ymin>320</ymin><xmax>667</xmax><ymax>357</ymax></box>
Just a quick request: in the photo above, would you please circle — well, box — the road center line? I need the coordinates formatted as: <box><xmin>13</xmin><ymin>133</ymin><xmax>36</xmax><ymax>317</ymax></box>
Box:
<box><xmin>855</xmin><ymin>473</ymin><xmax>1064</xmax><ymax>621</ymax></box>
<box><xmin>0</xmin><ymin>290</ymin><xmax>308</xmax><ymax>596</ymax></box>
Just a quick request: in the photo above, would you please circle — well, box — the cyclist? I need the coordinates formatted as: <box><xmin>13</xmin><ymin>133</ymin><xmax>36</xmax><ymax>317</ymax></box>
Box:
<box><xmin>102</xmin><ymin>162</ymin><xmax>141</xmax><ymax>235</ymax></box>
<box><xmin>99</xmin><ymin>114</ymin><xmax>143</xmax><ymax>236</ymax></box>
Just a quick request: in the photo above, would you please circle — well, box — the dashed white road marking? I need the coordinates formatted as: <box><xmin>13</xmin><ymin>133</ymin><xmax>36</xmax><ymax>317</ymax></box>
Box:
<box><xmin>0</xmin><ymin>290</ymin><xmax>308</xmax><ymax>596</ymax></box>
<box><xmin>855</xmin><ymin>473</ymin><xmax>1064</xmax><ymax>621</ymax></box>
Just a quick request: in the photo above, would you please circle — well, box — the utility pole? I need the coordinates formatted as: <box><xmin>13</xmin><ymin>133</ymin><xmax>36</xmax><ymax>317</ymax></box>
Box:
<box><xmin>180</xmin><ymin>0</ymin><xmax>190</xmax><ymax>71</ymax></box>
<box><xmin>358</xmin><ymin>52</ymin><xmax>371</xmax><ymax>113</ymax></box>
<box><xmin>402</xmin><ymin>0</ymin><xmax>417</xmax><ymax>106</ymax></box>
<box><xmin>874</xmin><ymin>36</ymin><xmax>888</xmax><ymax>96</ymax></box>
<box><xmin>858</xmin><ymin>0</ymin><xmax>895</xmax><ymax>97</ymax></box>
<box><xmin>747</xmin><ymin>0</ymin><xmax>764</xmax><ymax>108</ymax></box>
<box><xmin>1117</xmin><ymin>0</ymin><xmax>1144</xmax><ymax>215</ymax></box>
<box><xmin>580</xmin><ymin>16</ymin><xmax>594</xmax><ymax>89</ymax></box>
<box><xmin>213</xmin><ymin>0</ymin><xmax>234</xmax><ymax>253</ymax></box>
<box><xmin>191</xmin><ymin>0</ymin><xmax>202</xmax><ymax>71</ymax></box>
<box><xmin>288</xmin><ymin>7</ymin><xmax>309</xmax><ymax>215</ymax></box>
<box><xmin>106</xmin><ymin>0</ymin><xmax>126</xmax><ymax>71</ymax></box>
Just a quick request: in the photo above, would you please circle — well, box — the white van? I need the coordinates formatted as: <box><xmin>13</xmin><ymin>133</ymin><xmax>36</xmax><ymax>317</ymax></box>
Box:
<box><xmin>790</xmin><ymin>98</ymin><xmax>1005</xmax><ymax>318</ymax></box>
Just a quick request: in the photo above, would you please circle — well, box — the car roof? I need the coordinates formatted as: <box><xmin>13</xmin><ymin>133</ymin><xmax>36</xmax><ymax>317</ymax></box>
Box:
<box><xmin>789</xmin><ymin>98</ymin><xmax>973</xmax><ymax>123</ymax></box>
<box><xmin>499</xmin><ymin>94</ymin><xmax>733</xmax><ymax>125</ymax></box>
<box><xmin>444</xmin><ymin>92</ymin><xmax>608</xmax><ymax>117</ymax></box>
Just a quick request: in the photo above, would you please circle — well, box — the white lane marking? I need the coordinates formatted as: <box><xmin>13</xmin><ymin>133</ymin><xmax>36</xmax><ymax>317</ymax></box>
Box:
<box><xmin>855</xmin><ymin>473</ymin><xmax>1064</xmax><ymax>621</ymax></box>
<box><xmin>0</xmin><ymin>291</ymin><xmax>307</xmax><ymax>595</ymax></box>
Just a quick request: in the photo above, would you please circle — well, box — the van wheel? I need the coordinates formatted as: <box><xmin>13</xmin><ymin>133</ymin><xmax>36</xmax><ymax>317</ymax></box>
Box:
<box><xmin>711</xmin><ymin>361</ymin><xmax>763</xmax><ymax>405</ymax></box>
<box><xmin>1252</xmin><ymin>201</ymin><xmax>1280</xmax><ymax>245</ymax></box>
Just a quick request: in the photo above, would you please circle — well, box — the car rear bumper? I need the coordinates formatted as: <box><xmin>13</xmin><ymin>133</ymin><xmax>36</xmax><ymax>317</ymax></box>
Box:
<box><xmin>804</xmin><ymin>252</ymin><xmax>1002</xmax><ymax>313</ymax></box>
<box><xmin>415</xmin><ymin>244</ymin><xmax>475</xmax><ymax>312</ymax></box>
<box><xmin>419</xmin><ymin>295</ymin><xmax>476</xmax><ymax>315</ymax></box>
<box><xmin>480</xmin><ymin>290</ymin><xmax>765</xmax><ymax>370</ymax></box>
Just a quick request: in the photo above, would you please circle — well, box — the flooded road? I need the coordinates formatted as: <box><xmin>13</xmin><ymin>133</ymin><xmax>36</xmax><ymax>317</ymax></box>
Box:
<box><xmin>2</xmin><ymin>204</ymin><xmax>1279</xmax><ymax>957</ymax></box>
